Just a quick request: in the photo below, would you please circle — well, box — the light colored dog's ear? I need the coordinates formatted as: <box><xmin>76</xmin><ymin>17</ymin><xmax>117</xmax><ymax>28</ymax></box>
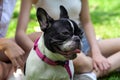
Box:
<box><xmin>36</xmin><ymin>8</ymin><xmax>54</xmax><ymax>32</ymax></box>
<box><xmin>60</xmin><ymin>5</ymin><xmax>69</xmax><ymax>19</ymax></box>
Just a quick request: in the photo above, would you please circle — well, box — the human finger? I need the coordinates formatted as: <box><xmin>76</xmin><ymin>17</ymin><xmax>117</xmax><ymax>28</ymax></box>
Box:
<box><xmin>11</xmin><ymin>58</ymin><xmax>20</xmax><ymax>71</ymax></box>
<box><xmin>93</xmin><ymin>62</ymin><xmax>99</xmax><ymax>72</ymax></box>
<box><xmin>98</xmin><ymin>62</ymin><xmax>104</xmax><ymax>71</ymax></box>
<box><xmin>102</xmin><ymin>62</ymin><xmax>111</xmax><ymax>75</ymax></box>
<box><xmin>16</xmin><ymin>56</ymin><xmax>24</xmax><ymax>68</ymax></box>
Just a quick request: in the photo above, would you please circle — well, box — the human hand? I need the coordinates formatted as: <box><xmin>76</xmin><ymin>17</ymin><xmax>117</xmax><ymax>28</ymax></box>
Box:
<box><xmin>3</xmin><ymin>39</ymin><xmax>25</xmax><ymax>71</ymax></box>
<box><xmin>92</xmin><ymin>54</ymin><xmax>111</xmax><ymax>76</ymax></box>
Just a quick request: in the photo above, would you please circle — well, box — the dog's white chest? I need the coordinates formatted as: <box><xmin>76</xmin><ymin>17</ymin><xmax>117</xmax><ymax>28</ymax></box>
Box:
<box><xmin>25</xmin><ymin>49</ymin><xmax>74</xmax><ymax>80</ymax></box>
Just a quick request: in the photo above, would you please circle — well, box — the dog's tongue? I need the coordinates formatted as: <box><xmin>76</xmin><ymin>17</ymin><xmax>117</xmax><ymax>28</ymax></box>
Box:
<box><xmin>62</xmin><ymin>49</ymin><xmax>81</xmax><ymax>54</ymax></box>
<box><xmin>73</xmin><ymin>49</ymin><xmax>81</xmax><ymax>53</ymax></box>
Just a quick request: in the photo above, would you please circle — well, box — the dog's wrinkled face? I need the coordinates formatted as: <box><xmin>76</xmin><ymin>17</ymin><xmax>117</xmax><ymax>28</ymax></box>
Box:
<box><xmin>37</xmin><ymin>6</ymin><xmax>83</xmax><ymax>59</ymax></box>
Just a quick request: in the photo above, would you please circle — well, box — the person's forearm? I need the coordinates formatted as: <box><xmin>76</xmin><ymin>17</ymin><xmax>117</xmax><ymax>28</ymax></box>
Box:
<box><xmin>83</xmin><ymin>22</ymin><xmax>101</xmax><ymax>56</ymax></box>
<box><xmin>15</xmin><ymin>31</ymin><xmax>34</xmax><ymax>53</ymax></box>
<box><xmin>80</xmin><ymin>0</ymin><xmax>101</xmax><ymax>56</ymax></box>
<box><xmin>15</xmin><ymin>31</ymin><xmax>42</xmax><ymax>53</ymax></box>
<box><xmin>15</xmin><ymin>0</ymin><xmax>33</xmax><ymax>53</ymax></box>
<box><xmin>83</xmin><ymin>22</ymin><xmax>97</xmax><ymax>45</ymax></box>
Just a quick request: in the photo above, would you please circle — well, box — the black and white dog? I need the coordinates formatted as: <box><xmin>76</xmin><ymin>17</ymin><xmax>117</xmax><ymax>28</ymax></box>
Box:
<box><xmin>25</xmin><ymin>5</ymin><xmax>83</xmax><ymax>80</ymax></box>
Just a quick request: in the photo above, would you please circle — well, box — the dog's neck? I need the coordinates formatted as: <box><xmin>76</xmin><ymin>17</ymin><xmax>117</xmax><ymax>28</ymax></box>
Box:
<box><xmin>37</xmin><ymin>34</ymin><xmax>67</xmax><ymax>61</ymax></box>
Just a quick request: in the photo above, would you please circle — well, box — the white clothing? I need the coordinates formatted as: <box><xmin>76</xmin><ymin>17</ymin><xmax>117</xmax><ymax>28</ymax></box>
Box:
<box><xmin>35</xmin><ymin>0</ymin><xmax>82</xmax><ymax>26</ymax></box>
<box><xmin>0</xmin><ymin>0</ymin><xmax>16</xmax><ymax>38</ymax></box>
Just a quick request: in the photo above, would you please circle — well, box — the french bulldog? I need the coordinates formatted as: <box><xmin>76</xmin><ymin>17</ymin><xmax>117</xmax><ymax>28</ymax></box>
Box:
<box><xmin>25</xmin><ymin>5</ymin><xmax>83</xmax><ymax>80</ymax></box>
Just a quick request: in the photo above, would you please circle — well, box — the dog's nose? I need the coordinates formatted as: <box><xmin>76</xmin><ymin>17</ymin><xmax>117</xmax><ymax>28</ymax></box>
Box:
<box><xmin>73</xmin><ymin>36</ymin><xmax>80</xmax><ymax>42</ymax></box>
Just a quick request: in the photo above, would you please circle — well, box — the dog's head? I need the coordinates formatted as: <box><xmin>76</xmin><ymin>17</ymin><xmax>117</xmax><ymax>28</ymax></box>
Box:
<box><xmin>36</xmin><ymin>6</ymin><xmax>83</xmax><ymax>60</ymax></box>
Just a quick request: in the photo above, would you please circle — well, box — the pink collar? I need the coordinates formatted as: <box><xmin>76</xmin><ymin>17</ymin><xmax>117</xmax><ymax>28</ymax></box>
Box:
<box><xmin>34</xmin><ymin>38</ymin><xmax>72</xmax><ymax>78</ymax></box>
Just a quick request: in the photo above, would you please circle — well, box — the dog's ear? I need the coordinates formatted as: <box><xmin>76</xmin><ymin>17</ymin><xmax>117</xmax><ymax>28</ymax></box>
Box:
<box><xmin>60</xmin><ymin>5</ymin><xmax>69</xmax><ymax>19</ymax></box>
<box><xmin>36</xmin><ymin>8</ymin><xmax>54</xmax><ymax>32</ymax></box>
<box><xmin>72</xmin><ymin>21</ymin><xmax>83</xmax><ymax>39</ymax></box>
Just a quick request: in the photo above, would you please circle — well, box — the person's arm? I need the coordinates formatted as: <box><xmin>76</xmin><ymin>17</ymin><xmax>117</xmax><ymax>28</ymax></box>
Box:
<box><xmin>80</xmin><ymin>0</ymin><xmax>110</xmax><ymax>73</ymax></box>
<box><xmin>0</xmin><ymin>38</ymin><xmax>25</xmax><ymax>70</ymax></box>
<box><xmin>15</xmin><ymin>0</ymin><xmax>34</xmax><ymax>52</ymax></box>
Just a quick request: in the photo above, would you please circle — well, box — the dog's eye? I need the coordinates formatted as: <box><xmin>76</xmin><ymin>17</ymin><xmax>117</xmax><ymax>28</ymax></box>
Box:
<box><xmin>62</xmin><ymin>32</ymin><xmax>70</xmax><ymax>36</ymax></box>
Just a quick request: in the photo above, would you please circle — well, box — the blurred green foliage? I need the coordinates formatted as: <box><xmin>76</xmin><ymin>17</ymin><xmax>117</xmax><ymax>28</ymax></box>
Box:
<box><xmin>89</xmin><ymin>0</ymin><xmax>120</xmax><ymax>39</ymax></box>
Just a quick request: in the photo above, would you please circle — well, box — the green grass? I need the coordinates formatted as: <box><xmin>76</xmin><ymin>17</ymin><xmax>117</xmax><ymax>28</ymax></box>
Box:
<box><xmin>6</xmin><ymin>0</ymin><xmax>120</xmax><ymax>80</ymax></box>
<box><xmin>89</xmin><ymin>0</ymin><xmax>120</xmax><ymax>39</ymax></box>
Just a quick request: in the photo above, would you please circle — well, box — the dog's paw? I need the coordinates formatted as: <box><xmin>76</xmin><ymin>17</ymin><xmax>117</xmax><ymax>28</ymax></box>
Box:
<box><xmin>13</xmin><ymin>69</ymin><xmax>24</xmax><ymax>80</ymax></box>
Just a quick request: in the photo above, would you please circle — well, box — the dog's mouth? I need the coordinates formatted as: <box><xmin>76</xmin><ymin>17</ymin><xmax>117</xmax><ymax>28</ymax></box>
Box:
<box><xmin>53</xmin><ymin>46</ymin><xmax>81</xmax><ymax>59</ymax></box>
<box><xmin>61</xmin><ymin>49</ymin><xmax>81</xmax><ymax>59</ymax></box>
